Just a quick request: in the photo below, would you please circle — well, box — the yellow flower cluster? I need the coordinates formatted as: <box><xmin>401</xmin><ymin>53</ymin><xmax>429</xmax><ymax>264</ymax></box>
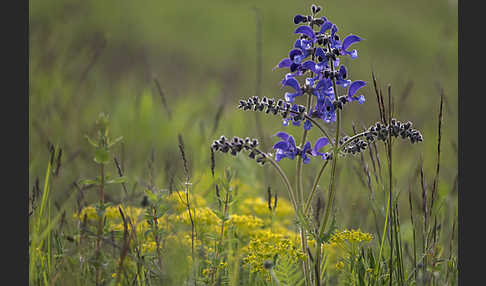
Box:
<box><xmin>243</xmin><ymin>229</ymin><xmax>305</xmax><ymax>274</ymax></box>
<box><xmin>176</xmin><ymin>207</ymin><xmax>221</xmax><ymax>234</ymax></box>
<box><xmin>329</xmin><ymin>229</ymin><xmax>373</xmax><ymax>248</ymax></box>
<box><xmin>227</xmin><ymin>214</ymin><xmax>264</xmax><ymax>236</ymax></box>
<box><xmin>166</xmin><ymin>191</ymin><xmax>207</xmax><ymax>213</ymax></box>
<box><xmin>238</xmin><ymin>197</ymin><xmax>293</xmax><ymax>223</ymax></box>
<box><xmin>73</xmin><ymin>205</ymin><xmax>144</xmax><ymax>222</ymax></box>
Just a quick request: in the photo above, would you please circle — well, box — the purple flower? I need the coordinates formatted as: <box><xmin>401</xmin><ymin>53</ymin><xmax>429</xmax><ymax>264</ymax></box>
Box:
<box><xmin>301</xmin><ymin>141</ymin><xmax>312</xmax><ymax>164</ymax></box>
<box><xmin>347</xmin><ymin>80</ymin><xmax>367</xmax><ymax>104</ymax></box>
<box><xmin>313</xmin><ymin>78</ymin><xmax>334</xmax><ymax>99</ymax></box>
<box><xmin>272</xmin><ymin>132</ymin><xmax>313</xmax><ymax>164</ymax></box>
<box><xmin>304</xmin><ymin>119</ymin><xmax>312</xmax><ymax>130</ymax></box>
<box><xmin>282</xmin><ymin>77</ymin><xmax>303</xmax><ymax>102</ymax></box>
<box><xmin>318</xmin><ymin>20</ymin><xmax>333</xmax><ymax>35</ymax></box>
<box><xmin>293</xmin><ymin>14</ymin><xmax>307</xmax><ymax>24</ymax></box>
<box><xmin>340</xmin><ymin>34</ymin><xmax>362</xmax><ymax>59</ymax></box>
<box><xmin>314</xmin><ymin>96</ymin><xmax>337</xmax><ymax>123</ymax></box>
<box><xmin>273</xmin><ymin>132</ymin><xmax>298</xmax><ymax>161</ymax></box>
<box><xmin>274</xmin><ymin>39</ymin><xmax>313</xmax><ymax>72</ymax></box>
<box><xmin>335</xmin><ymin>65</ymin><xmax>351</xmax><ymax>87</ymax></box>
<box><xmin>311</xmin><ymin>137</ymin><xmax>331</xmax><ymax>159</ymax></box>
<box><xmin>294</xmin><ymin>25</ymin><xmax>316</xmax><ymax>42</ymax></box>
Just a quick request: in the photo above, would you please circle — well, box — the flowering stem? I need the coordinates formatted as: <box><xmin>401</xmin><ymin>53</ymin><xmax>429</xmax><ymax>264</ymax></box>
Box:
<box><xmin>313</xmin><ymin>52</ymin><xmax>342</xmax><ymax>285</ymax></box>
<box><xmin>296</xmin><ymin>92</ymin><xmax>313</xmax><ymax>286</ymax></box>
<box><xmin>297</xmin><ymin>93</ymin><xmax>313</xmax><ymax>207</ymax></box>
<box><xmin>304</xmin><ymin>159</ymin><xmax>330</xmax><ymax>215</ymax></box>
<box><xmin>318</xmin><ymin>50</ymin><xmax>341</xmax><ymax>237</ymax></box>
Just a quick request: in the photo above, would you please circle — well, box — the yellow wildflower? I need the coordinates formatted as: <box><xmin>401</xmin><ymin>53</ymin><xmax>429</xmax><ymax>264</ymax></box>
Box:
<box><xmin>243</xmin><ymin>229</ymin><xmax>305</xmax><ymax>274</ymax></box>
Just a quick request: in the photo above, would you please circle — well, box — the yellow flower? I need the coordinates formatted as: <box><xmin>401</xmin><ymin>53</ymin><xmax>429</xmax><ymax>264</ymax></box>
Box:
<box><xmin>243</xmin><ymin>229</ymin><xmax>305</xmax><ymax>274</ymax></box>
<box><xmin>73</xmin><ymin>206</ymin><xmax>97</xmax><ymax>220</ymax></box>
<box><xmin>167</xmin><ymin>191</ymin><xmax>207</xmax><ymax>213</ymax></box>
<box><xmin>142</xmin><ymin>241</ymin><xmax>157</xmax><ymax>253</ymax></box>
<box><xmin>238</xmin><ymin>197</ymin><xmax>294</xmax><ymax>220</ymax></box>
<box><xmin>335</xmin><ymin>261</ymin><xmax>345</xmax><ymax>270</ymax></box>
<box><xmin>329</xmin><ymin>228</ymin><xmax>373</xmax><ymax>250</ymax></box>
<box><xmin>227</xmin><ymin>214</ymin><xmax>264</xmax><ymax>236</ymax></box>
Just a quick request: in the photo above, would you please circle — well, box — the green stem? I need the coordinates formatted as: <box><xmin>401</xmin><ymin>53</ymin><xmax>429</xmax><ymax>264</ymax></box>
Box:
<box><xmin>95</xmin><ymin>163</ymin><xmax>105</xmax><ymax>286</ymax></box>
<box><xmin>317</xmin><ymin>55</ymin><xmax>341</xmax><ymax>240</ymax></box>
<box><xmin>296</xmin><ymin>93</ymin><xmax>313</xmax><ymax>286</ymax></box>
<box><xmin>297</xmin><ymin>93</ymin><xmax>313</xmax><ymax>207</ymax></box>
<box><xmin>304</xmin><ymin>160</ymin><xmax>330</xmax><ymax>215</ymax></box>
<box><xmin>314</xmin><ymin>48</ymin><xmax>341</xmax><ymax>284</ymax></box>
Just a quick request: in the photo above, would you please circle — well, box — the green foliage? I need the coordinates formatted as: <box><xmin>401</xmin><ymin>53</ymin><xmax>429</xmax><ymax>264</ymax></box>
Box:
<box><xmin>273</xmin><ymin>256</ymin><xmax>305</xmax><ymax>286</ymax></box>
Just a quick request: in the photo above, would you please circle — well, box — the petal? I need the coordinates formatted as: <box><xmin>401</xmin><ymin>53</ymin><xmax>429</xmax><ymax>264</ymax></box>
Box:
<box><xmin>357</xmin><ymin>95</ymin><xmax>366</xmax><ymax>104</ymax></box>
<box><xmin>348</xmin><ymin>80</ymin><xmax>367</xmax><ymax>98</ymax></box>
<box><xmin>341</xmin><ymin>34</ymin><xmax>362</xmax><ymax>51</ymax></box>
<box><xmin>275</xmin><ymin>150</ymin><xmax>286</xmax><ymax>162</ymax></box>
<box><xmin>304</xmin><ymin>120</ymin><xmax>312</xmax><ymax>130</ymax></box>
<box><xmin>302</xmin><ymin>60</ymin><xmax>319</xmax><ymax>74</ymax></box>
<box><xmin>338</xmin><ymin>65</ymin><xmax>347</xmax><ymax>79</ymax></box>
<box><xmin>289</xmin><ymin>49</ymin><xmax>303</xmax><ymax>61</ymax></box>
<box><xmin>331</xmin><ymin>24</ymin><xmax>338</xmax><ymax>36</ymax></box>
<box><xmin>315</xmin><ymin>47</ymin><xmax>326</xmax><ymax>59</ymax></box>
<box><xmin>312</xmin><ymin>137</ymin><xmax>329</xmax><ymax>154</ymax></box>
<box><xmin>283</xmin><ymin>77</ymin><xmax>300</xmax><ymax>91</ymax></box>
<box><xmin>294</xmin><ymin>25</ymin><xmax>316</xmax><ymax>40</ymax></box>
<box><xmin>275</xmin><ymin>132</ymin><xmax>290</xmax><ymax>141</ymax></box>
<box><xmin>302</xmin><ymin>155</ymin><xmax>311</xmax><ymax>164</ymax></box>
<box><xmin>336</xmin><ymin>79</ymin><xmax>351</xmax><ymax>87</ymax></box>
<box><xmin>344</xmin><ymin>49</ymin><xmax>358</xmax><ymax>59</ymax></box>
<box><xmin>319</xmin><ymin>21</ymin><xmax>333</xmax><ymax>34</ymax></box>
<box><xmin>285</xmin><ymin>92</ymin><xmax>301</xmax><ymax>102</ymax></box>
<box><xmin>272</xmin><ymin>141</ymin><xmax>289</xmax><ymax>150</ymax></box>
<box><xmin>320</xmin><ymin>152</ymin><xmax>330</xmax><ymax>160</ymax></box>
<box><xmin>290</xmin><ymin>63</ymin><xmax>300</xmax><ymax>72</ymax></box>
<box><xmin>294</xmin><ymin>39</ymin><xmax>302</xmax><ymax>49</ymax></box>
<box><xmin>288</xmin><ymin>135</ymin><xmax>297</xmax><ymax>148</ymax></box>
<box><xmin>276</xmin><ymin>58</ymin><xmax>292</xmax><ymax>69</ymax></box>
<box><xmin>303</xmin><ymin>141</ymin><xmax>312</xmax><ymax>152</ymax></box>
<box><xmin>333</xmin><ymin>57</ymin><xmax>340</xmax><ymax>67</ymax></box>
<box><xmin>293</xmin><ymin>14</ymin><xmax>307</xmax><ymax>24</ymax></box>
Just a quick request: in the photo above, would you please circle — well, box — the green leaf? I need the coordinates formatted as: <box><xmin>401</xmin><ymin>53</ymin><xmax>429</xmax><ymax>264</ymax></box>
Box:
<box><xmin>94</xmin><ymin>148</ymin><xmax>110</xmax><ymax>164</ymax></box>
<box><xmin>85</xmin><ymin>135</ymin><xmax>99</xmax><ymax>148</ymax></box>
<box><xmin>144</xmin><ymin>189</ymin><xmax>157</xmax><ymax>204</ymax></box>
<box><xmin>79</xmin><ymin>178</ymin><xmax>99</xmax><ymax>186</ymax></box>
<box><xmin>108</xmin><ymin>136</ymin><xmax>123</xmax><ymax>148</ymax></box>
<box><xmin>105</xmin><ymin>176</ymin><xmax>127</xmax><ymax>185</ymax></box>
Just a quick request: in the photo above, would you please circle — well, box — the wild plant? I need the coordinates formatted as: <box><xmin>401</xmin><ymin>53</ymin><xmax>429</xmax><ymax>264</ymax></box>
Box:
<box><xmin>78</xmin><ymin>113</ymin><xmax>126</xmax><ymax>285</ymax></box>
<box><xmin>211</xmin><ymin>4</ymin><xmax>424</xmax><ymax>285</ymax></box>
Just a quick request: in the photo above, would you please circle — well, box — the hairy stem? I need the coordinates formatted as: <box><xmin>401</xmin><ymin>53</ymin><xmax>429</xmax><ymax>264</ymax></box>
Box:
<box><xmin>304</xmin><ymin>160</ymin><xmax>330</xmax><ymax>215</ymax></box>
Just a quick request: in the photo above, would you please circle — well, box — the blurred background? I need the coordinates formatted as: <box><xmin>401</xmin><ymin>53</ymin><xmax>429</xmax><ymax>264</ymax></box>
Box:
<box><xmin>29</xmin><ymin>0</ymin><xmax>457</xmax><ymax>230</ymax></box>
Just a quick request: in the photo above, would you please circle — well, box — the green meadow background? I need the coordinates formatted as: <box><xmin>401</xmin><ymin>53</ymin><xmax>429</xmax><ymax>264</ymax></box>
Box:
<box><xmin>29</xmin><ymin>0</ymin><xmax>457</xmax><ymax>235</ymax></box>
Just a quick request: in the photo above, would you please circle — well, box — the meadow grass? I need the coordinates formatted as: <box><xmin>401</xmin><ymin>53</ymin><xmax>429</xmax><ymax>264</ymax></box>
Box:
<box><xmin>29</xmin><ymin>1</ymin><xmax>457</xmax><ymax>285</ymax></box>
